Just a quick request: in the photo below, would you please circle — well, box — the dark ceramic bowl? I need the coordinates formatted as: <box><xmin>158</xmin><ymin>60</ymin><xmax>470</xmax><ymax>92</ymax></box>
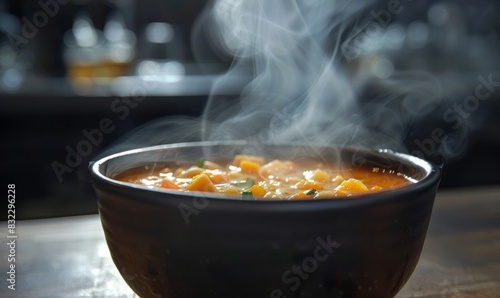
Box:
<box><xmin>90</xmin><ymin>142</ymin><xmax>440</xmax><ymax>298</ymax></box>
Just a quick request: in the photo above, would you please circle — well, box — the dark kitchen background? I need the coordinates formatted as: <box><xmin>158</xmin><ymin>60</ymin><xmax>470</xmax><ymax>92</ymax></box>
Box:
<box><xmin>1</xmin><ymin>0</ymin><xmax>499</xmax><ymax>219</ymax></box>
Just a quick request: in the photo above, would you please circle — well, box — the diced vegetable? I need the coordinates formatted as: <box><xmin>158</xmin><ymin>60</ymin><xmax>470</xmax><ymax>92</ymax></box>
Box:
<box><xmin>239</xmin><ymin>160</ymin><xmax>260</xmax><ymax>174</ymax></box>
<box><xmin>203</xmin><ymin>161</ymin><xmax>223</xmax><ymax>170</ymax></box>
<box><xmin>233</xmin><ymin>154</ymin><xmax>265</xmax><ymax>166</ymax></box>
<box><xmin>259</xmin><ymin>160</ymin><xmax>295</xmax><ymax>179</ymax></box>
<box><xmin>160</xmin><ymin>179</ymin><xmax>180</xmax><ymax>190</ymax></box>
<box><xmin>332</xmin><ymin>175</ymin><xmax>345</xmax><ymax>186</ymax></box>
<box><xmin>314</xmin><ymin>190</ymin><xmax>338</xmax><ymax>199</ymax></box>
<box><xmin>308</xmin><ymin>169</ymin><xmax>331</xmax><ymax>183</ymax></box>
<box><xmin>185</xmin><ymin>174</ymin><xmax>217</xmax><ymax>192</ymax></box>
<box><xmin>335</xmin><ymin>178</ymin><xmax>368</xmax><ymax>194</ymax></box>
<box><xmin>293</xmin><ymin>180</ymin><xmax>323</xmax><ymax>190</ymax></box>
<box><xmin>116</xmin><ymin>155</ymin><xmax>411</xmax><ymax>200</ymax></box>
<box><xmin>228</xmin><ymin>171</ymin><xmax>245</xmax><ymax>181</ymax></box>
<box><xmin>177</xmin><ymin>167</ymin><xmax>205</xmax><ymax>178</ymax></box>
<box><xmin>217</xmin><ymin>184</ymin><xmax>241</xmax><ymax>196</ymax></box>
<box><xmin>248</xmin><ymin>185</ymin><xmax>267</xmax><ymax>197</ymax></box>
<box><xmin>195</xmin><ymin>158</ymin><xmax>205</xmax><ymax>168</ymax></box>
<box><xmin>174</xmin><ymin>168</ymin><xmax>184</xmax><ymax>176</ymax></box>
<box><xmin>305</xmin><ymin>189</ymin><xmax>318</xmax><ymax>195</ymax></box>
<box><xmin>241</xmin><ymin>191</ymin><xmax>254</xmax><ymax>200</ymax></box>
<box><xmin>290</xmin><ymin>190</ymin><xmax>315</xmax><ymax>200</ymax></box>
<box><xmin>207</xmin><ymin>171</ymin><xmax>229</xmax><ymax>184</ymax></box>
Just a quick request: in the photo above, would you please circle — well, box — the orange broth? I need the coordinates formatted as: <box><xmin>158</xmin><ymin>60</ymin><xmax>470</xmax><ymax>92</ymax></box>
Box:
<box><xmin>114</xmin><ymin>154</ymin><xmax>411</xmax><ymax>200</ymax></box>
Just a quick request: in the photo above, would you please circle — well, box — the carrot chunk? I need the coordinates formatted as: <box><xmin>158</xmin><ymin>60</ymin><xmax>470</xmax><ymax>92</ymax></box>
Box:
<box><xmin>248</xmin><ymin>185</ymin><xmax>267</xmax><ymax>197</ymax></box>
<box><xmin>186</xmin><ymin>174</ymin><xmax>217</xmax><ymax>192</ymax></box>
<box><xmin>290</xmin><ymin>190</ymin><xmax>315</xmax><ymax>200</ymax></box>
<box><xmin>207</xmin><ymin>171</ymin><xmax>229</xmax><ymax>184</ymax></box>
<box><xmin>160</xmin><ymin>179</ymin><xmax>180</xmax><ymax>190</ymax></box>
<box><xmin>239</xmin><ymin>160</ymin><xmax>260</xmax><ymax>174</ymax></box>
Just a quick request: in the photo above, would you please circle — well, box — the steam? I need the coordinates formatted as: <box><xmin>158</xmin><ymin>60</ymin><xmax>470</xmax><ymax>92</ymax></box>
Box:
<box><xmin>202</xmin><ymin>0</ymin><xmax>373</xmax><ymax>146</ymax></box>
<box><xmin>197</xmin><ymin>0</ymin><xmax>446</xmax><ymax>158</ymax></box>
<box><xmin>97</xmin><ymin>0</ymin><xmax>465</xmax><ymax>164</ymax></box>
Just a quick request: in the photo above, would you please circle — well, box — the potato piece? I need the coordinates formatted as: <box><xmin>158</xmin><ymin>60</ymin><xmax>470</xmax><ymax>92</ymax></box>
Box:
<box><xmin>186</xmin><ymin>174</ymin><xmax>217</xmax><ymax>192</ymax></box>
<box><xmin>285</xmin><ymin>177</ymin><xmax>302</xmax><ymax>184</ymax></box>
<box><xmin>233</xmin><ymin>154</ymin><xmax>265</xmax><ymax>166</ymax></box>
<box><xmin>203</xmin><ymin>161</ymin><xmax>223</xmax><ymax>170</ymax></box>
<box><xmin>248</xmin><ymin>185</ymin><xmax>267</xmax><ymax>197</ymax></box>
<box><xmin>334</xmin><ymin>178</ymin><xmax>368</xmax><ymax>195</ymax></box>
<box><xmin>240</xmin><ymin>160</ymin><xmax>260</xmax><ymax>174</ymax></box>
<box><xmin>314</xmin><ymin>190</ymin><xmax>338</xmax><ymax>199</ymax></box>
<box><xmin>174</xmin><ymin>168</ymin><xmax>185</xmax><ymax>176</ymax></box>
<box><xmin>332</xmin><ymin>175</ymin><xmax>345</xmax><ymax>186</ymax></box>
<box><xmin>178</xmin><ymin>167</ymin><xmax>205</xmax><ymax>178</ymax></box>
<box><xmin>259</xmin><ymin>160</ymin><xmax>295</xmax><ymax>180</ymax></box>
<box><xmin>228</xmin><ymin>171</ymin><xmax>245</xmax><ymax>181</ymax></box>
<box><xmin>308</xmin><ymin>169</ymin><xmax>331</xmax><ymax>183</ymax></box>
<box><xmin>293</xmin><ymin>180</ymin><xmax>323</xmax><ymax>190</ymax></box>
<box><xmin>217</xmin><ymin>184</ymin><xmax>241</xmax><ymax>196</ymax></box>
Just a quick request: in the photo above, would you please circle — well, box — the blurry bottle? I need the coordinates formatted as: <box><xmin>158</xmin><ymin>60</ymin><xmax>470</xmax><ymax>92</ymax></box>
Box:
<box><xmin>141</xmin><ymin>22</ymin><xmax>185</xmax><ymax>62</ymax></box>
<box><xmin>102</xmin><ymin>11</ymin><xmax>136</xmax><ymax>78</ymax></box>
<box><xmin>63</xmin><ymin>12</ymin><xmax>105</xmax><ymax>91</ymax></box>
<box><xmin>63</xmin><ymin>11</ymin><xmax>135</xmax><ymax>93</ymax></box>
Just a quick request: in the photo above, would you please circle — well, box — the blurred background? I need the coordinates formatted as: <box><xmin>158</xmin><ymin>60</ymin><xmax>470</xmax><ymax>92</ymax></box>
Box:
<box><xmin>1</xmin><ymin>0</ymin><xmax>499</xmax><ymax>219</ymax></box>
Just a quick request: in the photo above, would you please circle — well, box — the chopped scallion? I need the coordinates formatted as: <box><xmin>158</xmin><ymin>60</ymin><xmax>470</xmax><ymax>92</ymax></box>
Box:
<box><xmin>241</xmin><ymin>191</ymin><xmax>254</xmax><ymax>200</ymax></box>
<box><xmin>306</xmin><ymin>189</ymin><xmax>317</xmax><ymax>195</ymax></box>
<box><xmin>195</xmin><ymin>158</ymin><xmax>205</xmax><ymax>168</ymax></box>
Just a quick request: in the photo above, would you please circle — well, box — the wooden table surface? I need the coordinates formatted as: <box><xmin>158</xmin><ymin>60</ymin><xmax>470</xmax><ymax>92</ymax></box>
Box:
<box><xmin>2</xmin><ymin>186</ymin><xmax>499</xmax><ymax>297</ymax></box>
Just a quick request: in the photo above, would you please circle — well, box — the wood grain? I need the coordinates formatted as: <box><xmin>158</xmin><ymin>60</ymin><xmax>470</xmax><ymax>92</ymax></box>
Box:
<box><xmin>398</xmin><ymin>186</ymin><xmax>500</xmax><ymax>298</ymax></box>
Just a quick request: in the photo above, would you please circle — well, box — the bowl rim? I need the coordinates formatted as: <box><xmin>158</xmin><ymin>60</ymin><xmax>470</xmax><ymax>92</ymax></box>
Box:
<box><xmin>90</xmin><ymin>140</ymin><xmax>441</xmax><ymax>206</ymax></box>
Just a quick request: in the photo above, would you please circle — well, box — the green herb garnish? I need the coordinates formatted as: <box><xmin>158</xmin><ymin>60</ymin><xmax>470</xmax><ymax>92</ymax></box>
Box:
<box><xmin>241</xmin><ymin>191</ymin><xmax>254</xmax><ymax>200</ymax></box>
<box><xmin>195</xmin><ymin>158</ymin><xmax>205</xmax><ymax>168</ymax></box>
<box><xmin>231</xmin><ymin>178</ymin><xmax>255</xmax><ymax>188</ymax></box>
<box><xmin>306</xmin><ymin>189</ymin><xmax>318</xmax><ymax>195</ymax></box>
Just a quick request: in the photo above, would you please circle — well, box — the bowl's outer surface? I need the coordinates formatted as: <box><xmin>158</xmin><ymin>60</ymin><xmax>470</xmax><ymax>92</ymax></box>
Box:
<box><xmin>91</xmin><ymin>143</ymin><xmax>440</xmax><ymax>298</ymax></box>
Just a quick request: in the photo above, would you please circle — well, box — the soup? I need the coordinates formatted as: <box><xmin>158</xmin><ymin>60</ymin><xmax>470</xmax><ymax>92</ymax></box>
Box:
<box><xmin>115</xmin><ymin>154</ymin><xmax>412</xmax><ymax>200</ymax></box>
